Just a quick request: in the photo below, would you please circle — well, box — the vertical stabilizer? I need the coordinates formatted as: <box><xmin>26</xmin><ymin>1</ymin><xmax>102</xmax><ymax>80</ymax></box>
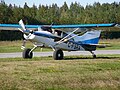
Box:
<box><xmin>77</xmin><ymin>30</ymin><xmax>101</xmax><ymax>44</ymax></box>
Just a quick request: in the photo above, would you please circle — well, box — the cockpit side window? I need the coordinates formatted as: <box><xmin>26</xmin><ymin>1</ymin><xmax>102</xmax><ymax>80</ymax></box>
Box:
<box><xmin>53</xmin><ymin>30</ymin><xmax>62</xmax><ymax>37</ymax></box>
<box><xmin>63</xmin><ymin>32</ymin><xmax>67</xmax><ymax>37</ymax></box>
<box><xmin>41</xmin><ymin>26</ymin><xmax>52</xmax><ymax>33</ymax></box>
<box><xmin>63</xmin><ymin>32</ymin><xmax>74</xmax><ymax>41</ymax></box>
<box><xmin>54</xmin><ymin>30</ymin><xmax>74</xmax><ymax>42</ymax></box>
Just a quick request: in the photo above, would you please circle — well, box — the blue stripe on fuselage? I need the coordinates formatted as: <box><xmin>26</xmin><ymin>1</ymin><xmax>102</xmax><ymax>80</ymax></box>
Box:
<box><xmin>77</xmin><ymin>38</ymin><xmax>99</xmax><ymax>44</ymax></box>
<box><xmin>33</xmin><ymin>31</ymin><xmax>99</xmax><ymax>45</ymax></box>
<box><xmin>33</xmin><ymin>32</ymin><xmax>57</xmax><ymax>39</ymax></box>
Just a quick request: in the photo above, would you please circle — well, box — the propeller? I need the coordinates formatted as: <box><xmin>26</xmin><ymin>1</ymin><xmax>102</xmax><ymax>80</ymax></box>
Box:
<box><xmin>19</xmin><ymin>19</ymin><xmax>26</xmax><ymax>31</ymax></box>
<box><xmin>18</xmin><ymin>19</ymin><xmax>33</xmax><ymax>35</ymax></box>
<box><xmin>18</xmin><ymin>19</ymin><xmax>32</xmax><ymax>50</ymax></box>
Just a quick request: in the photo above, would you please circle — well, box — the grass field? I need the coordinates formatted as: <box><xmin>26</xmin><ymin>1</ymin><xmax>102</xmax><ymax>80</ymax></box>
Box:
<box><xmin>0</xmin><ymin>39</ymin><xmax>120</xmax><ymax>90</ymax></box>
<box><xmin>0</xmin><ymin>55</ymin><xmax>120</xmax><ymax>90</ymax></box>
<box><xmin>0</xmin><ymin>39</ymin><xmax>120</xmax><ymax>53</ymax></box>
<box><xmin>0</xmin><ymin>40</ymin><xmax>52</xmax><ymax>53</ymax></box>
<box><xmin>98</xmin><ymin>39</ymin><xmax>120</xmax><ymax>50</ymax></box>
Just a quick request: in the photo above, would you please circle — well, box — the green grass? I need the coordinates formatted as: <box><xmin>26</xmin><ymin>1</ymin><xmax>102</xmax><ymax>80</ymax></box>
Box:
<box><xmin>0</xmin><ymin>55</ymin><xmax>120</xmax><ymax>90</ymax></box>
<box><xmin>0</xmin><ymin>40</ymin><xmax>52</xmax><ymax>53</ymax></box>
<box><xmin>98</xmin><ymin>39</ymin><xmax>120</xmax><ymax>50</ymax></box>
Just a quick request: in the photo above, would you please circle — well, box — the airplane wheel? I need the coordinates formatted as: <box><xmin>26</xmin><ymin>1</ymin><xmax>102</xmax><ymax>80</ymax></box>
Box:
<box><xmin>53</xmin><ymin>49</ymin><xmax>64</xmax><ymax>60</ymax></box>
<box><xmin>93</xmin><ymin>55</ymin><xmax>96</xmax><ymax>58</ymax></box>
<box><xmin>23</xmin><ymin>48</ymin><xmax>33</xmax><ymax>59</ymax></box>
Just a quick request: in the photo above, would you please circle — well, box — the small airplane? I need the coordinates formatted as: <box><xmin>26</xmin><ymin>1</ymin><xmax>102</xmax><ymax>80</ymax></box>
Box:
<box><xmin>0</xmin><ymin>20</ymin><xmax>118</xmax><ymax>60</ymax></box>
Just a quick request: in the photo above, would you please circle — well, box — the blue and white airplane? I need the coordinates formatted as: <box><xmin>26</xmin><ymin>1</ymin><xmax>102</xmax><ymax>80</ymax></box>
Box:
<box><xmin>0</xmin><ymin>20</ymin><xmax>117</xmax><ymax>60</ymax></box>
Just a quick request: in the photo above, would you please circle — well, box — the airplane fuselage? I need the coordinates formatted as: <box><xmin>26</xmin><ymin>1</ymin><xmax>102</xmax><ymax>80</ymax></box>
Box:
<box><xmin>24</xmin><ymin>30</ymin><xmax>85</xmax><ymax>51</ymax></box>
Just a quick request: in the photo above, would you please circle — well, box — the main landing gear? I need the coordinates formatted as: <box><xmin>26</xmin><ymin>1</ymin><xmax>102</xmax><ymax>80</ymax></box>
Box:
<box><xmin>23</xmin><ymin>48</ymin><xmax>33</xmax><ymax>59</ymax></box>
<box><xmin>22</xmin><ymin>48</ymin><xmax>64</xmax><ymax>60</ymax></box>
<box><xmin>53</xmin><ymin>49</ymin><xmax>64</xmax><ymax>60</ymax></box>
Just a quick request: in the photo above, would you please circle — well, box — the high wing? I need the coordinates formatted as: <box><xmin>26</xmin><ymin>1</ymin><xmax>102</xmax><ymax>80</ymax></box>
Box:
<box><xmin>52</xmin><ymin>23</ymin><xmax>117</xmax><ymax>32</ymax></box>
<box><xmin>0</xmin><ymin>23</ymin><xmax>117</xmax><ymax>30</ymax></box>
<box><xmin>52</xmin><ymin>23</ymin><xmax>116</xmax><ymax>28</ymax></box>
<box><xmin>0</xmin><ymin>24</ymin><xmax>40</xmax><ymax>30</ymax></box>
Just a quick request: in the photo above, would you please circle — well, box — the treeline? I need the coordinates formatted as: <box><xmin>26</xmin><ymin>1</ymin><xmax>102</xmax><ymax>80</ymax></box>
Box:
<box><xmin>0</xmin><ymin>0</ymin><xmax>120</xmax><ymax>24</ymax></box>
<box><xmin>0</xmin><ymin>0</ymin><xmax>120</xmax><ymax>40</ymax></box>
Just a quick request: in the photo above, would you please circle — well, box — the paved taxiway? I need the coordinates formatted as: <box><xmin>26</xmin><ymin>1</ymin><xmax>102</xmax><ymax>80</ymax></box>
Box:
<box><xmin>0</xmin><ymin>50</ymin><xmax>120</xmax><ymax>58</ymax></box>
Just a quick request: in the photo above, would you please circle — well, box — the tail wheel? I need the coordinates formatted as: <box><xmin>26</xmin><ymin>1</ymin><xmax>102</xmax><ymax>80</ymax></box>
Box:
<box><xmin>53</xmin><ymin>49</ymin><xmax>64</xmax><ymax>60</ymax></box>
<box><xmin>23</xmin><ymin>48</ymin><xmax>33</xmax><ymax>59</ymax></box>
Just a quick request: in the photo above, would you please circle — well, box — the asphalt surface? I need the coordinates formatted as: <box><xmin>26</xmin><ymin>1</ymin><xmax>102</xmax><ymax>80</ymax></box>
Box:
<box><xmin>0</xmin><ymin>50</ymin><xmax>120</xmax><ymax>58</ymax></box>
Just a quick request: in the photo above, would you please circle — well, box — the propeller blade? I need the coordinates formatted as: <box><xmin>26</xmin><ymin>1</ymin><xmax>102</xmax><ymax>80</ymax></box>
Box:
<box><xmin>18</xmin><ymin>19</ymin><xmax>34</xmax><ymax>35</ymax></box>
<box><xmin>18</xmin><ymin>28</ymin><xmax>24</xmax><ymax>32</ymax></box>
<box><xmin>19</xmin><ymin>19</ymin><xmax>26</xmax><ymax>30</ymax></box>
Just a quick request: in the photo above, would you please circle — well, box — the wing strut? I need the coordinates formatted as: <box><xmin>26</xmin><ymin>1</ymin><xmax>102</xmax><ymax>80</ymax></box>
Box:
<box><xmin>56</xmin><ymin>29</ymin><xmax>89</xmax><ymax>45</ymax></box>
<box><xmin>57</xmin><ymin>28</ymin><xmax>79</xmax><ymax>44</ymax></box>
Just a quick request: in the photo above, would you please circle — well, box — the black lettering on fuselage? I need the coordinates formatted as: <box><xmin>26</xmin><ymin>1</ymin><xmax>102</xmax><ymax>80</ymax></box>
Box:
<box><xmin>67</xmin><ymin>42</ymin><xmax>81</xmax><ymax>50</ymax></box>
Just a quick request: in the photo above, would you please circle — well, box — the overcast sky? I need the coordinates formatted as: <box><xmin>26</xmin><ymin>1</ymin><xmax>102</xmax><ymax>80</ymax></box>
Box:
<box><xmin>4</xmin><ymin>0</ymin><xmax>120</xmax><ymax>7</ymax></box>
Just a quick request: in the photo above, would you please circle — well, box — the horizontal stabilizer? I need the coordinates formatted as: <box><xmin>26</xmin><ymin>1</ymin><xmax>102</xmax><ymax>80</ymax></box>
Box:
<box><xmin>83</xmin><ymin>44</ymin><xmax>111</xmax><ymax>48</ymax></box>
